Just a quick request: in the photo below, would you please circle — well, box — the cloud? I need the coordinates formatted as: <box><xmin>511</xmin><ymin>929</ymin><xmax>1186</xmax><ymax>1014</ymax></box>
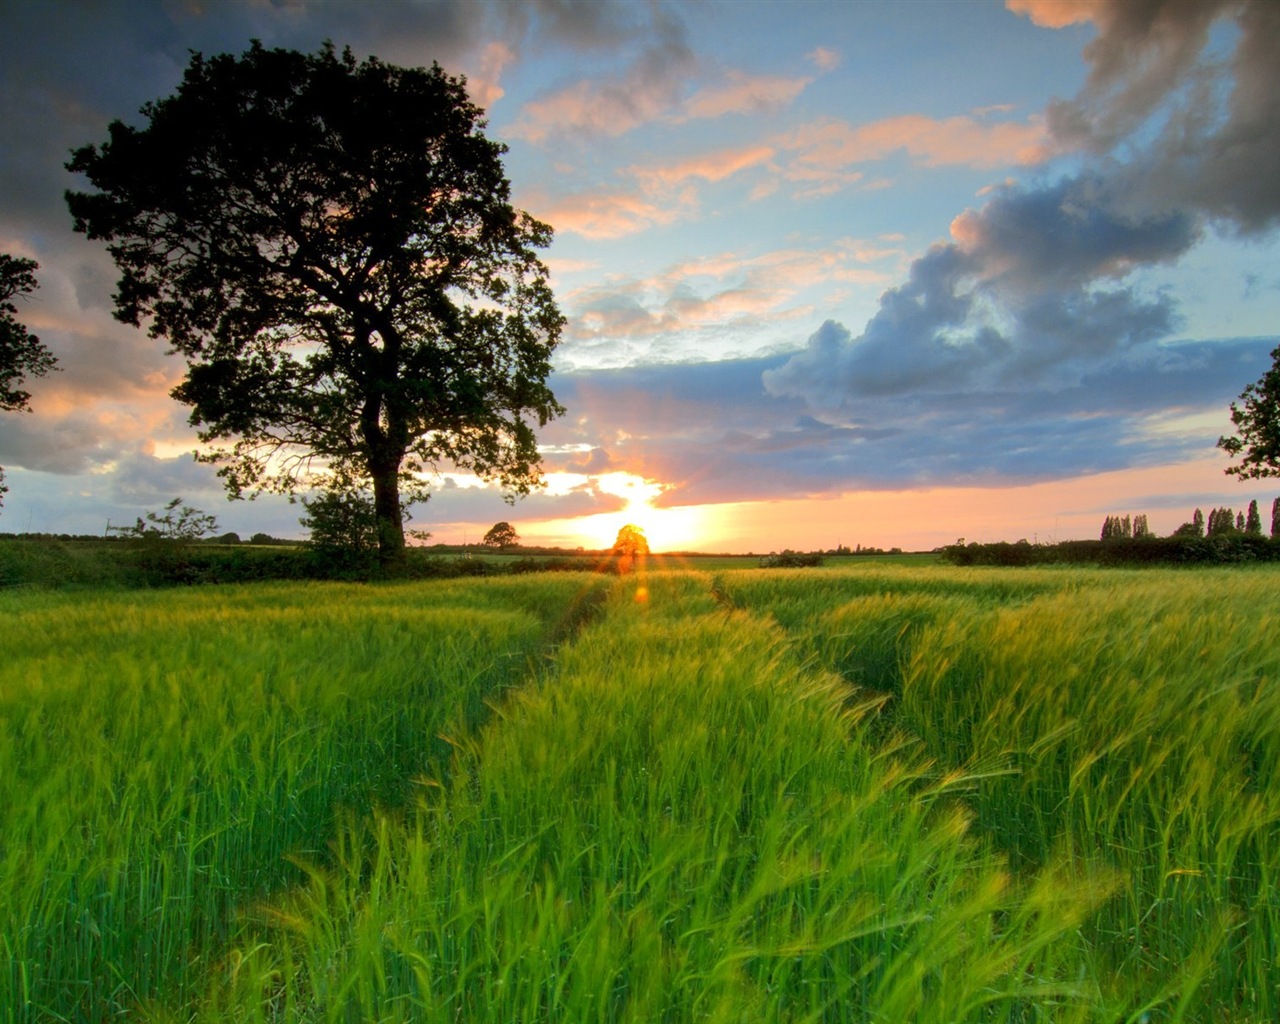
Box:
<box><xmin>528</xmin><ymin>186</ymin><xmax>693</xmax><ymax>241</ymax></box>
<box><xmin>806</xmin><ymin>46</ymin><xmax>841</xmax><ymax>72</ymax></box>
<box><xmin>1005</xmin><ymin>0</ymin><xmax>1106</xmax><ymax>30</ymax></box>
<box><xmin>1013</xmin><ymin>0</ymin><xmax>1280</xmax><ymax>234</ymax></box>
<box><xmin>538</xmin><ymin>335</ymin><xmax>1276</xmax><ymax>508</ymax></box>
<box><xmin>779</xmin><ymin>110</ymin><xmax>1051</xmax><ymax>178</ymax></box>
<box><xmin>533</xmin><ymin>93</ymin><xmax>1052</xmax><ymax>240</ymax></box>
<box><xmin>681</xmin><ymin>71</ymin><xmax>812</xmax><ymax>121</ymax></box>
<box><xmin>506</xmin><ymin>6</ymin><xmax>696</xmax><ymax>143</ymax></box>
<box><xmin>631</xmin><ymin>144</ymin><xmax>776</xmax><ymax>191</ymax></box>
<box><xmin>555</xmin><ymin>239</ymin><xmax>902</xmax><ymax>367</ymax></box>
<box><xmin>948</xmin><ymin>176</ymin><xmax>1199</xmax><ymax>292</ymax></box>
<box><xmin>464</xmin><ymin>40</ymin><xmax>515</xmax><ymax>110</ymax></box>
<box><xmin>763</xmin><ymin>175</ymin><xmax>1200</xmax><ymax>408</ymax></box>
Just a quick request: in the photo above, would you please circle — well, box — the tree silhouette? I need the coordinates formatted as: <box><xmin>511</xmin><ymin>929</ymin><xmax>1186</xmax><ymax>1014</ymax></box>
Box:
<box><xmin>1219</xmin><ymin>344</ymin><xmax>1280</xmax><ymax>478</ymax></box>
<box><xmin>483</xmin><ymin>521</ymin><xmax>519</xmax><ymax>549</ymax></box>
<box><xmin>109</xmin><ymin>497</ymin><xmax>219</xmax><ymax>541</ymax></box>
<box><xmin>67</xmin><ymin>43</ymin><xmax>563</xmax><ymax>565</ymax></box>
<box><xmin>0</xmin><ymin>255</ymin><xmax>57</xmax><ymax>508</ymax></box>
<box><xmin>1246</xmin><ymin>499</ymin><xmax>1262</xmax><ymax>534</ymax></box>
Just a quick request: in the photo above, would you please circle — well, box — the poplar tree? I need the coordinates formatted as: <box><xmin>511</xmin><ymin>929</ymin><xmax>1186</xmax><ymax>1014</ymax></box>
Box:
<box><xmin>1246</xmin><ymin>499</ymin><xmax>1262</xmax><ymax>534</ymax></box>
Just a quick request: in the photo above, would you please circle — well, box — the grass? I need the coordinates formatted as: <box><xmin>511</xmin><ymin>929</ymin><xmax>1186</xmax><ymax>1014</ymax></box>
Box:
<box><xmin>718</xmin><ymin>564</ymin><xmax>1280</xmax><ymax>1020</ymax></box>
<box><xmin>191</xmin><ymin>573</ymin><xmax>1114</xmax><ymax>1022</ymax></box>
<box><xmin>0</xmin><ymin>574</ymin><xmax>609</xmax><ymax>1023</ymax></box>
<box><xmin>3</xmin><ymin>562</ymin><xmax>1277</xmax><ymax>1021</ymax></box>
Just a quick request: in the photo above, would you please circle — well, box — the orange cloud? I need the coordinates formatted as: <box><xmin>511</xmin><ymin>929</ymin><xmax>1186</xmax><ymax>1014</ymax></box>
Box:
<box><xmin>1005</xmin><ymin>0</ymin><xmax>1106</xmax><ymax>29</ymax></box>
<box><xmin>464</xmin><ymin>41</ymin><xmax>514</xmax><ymax>111</ymax></box>
<box><xmin>682</xmin><ymin>70</ymin><xmax>811</xmax><ymax>120</ymax></box>
<box><xmin>529</xmin><ymin>187</ymin><xmax>692</xmax><ymax>240</ymax></box>
<box><xmin>631</xmin><ymin>144</ymin><xmax>776</xmax><ymax>190</ymax></box>
<box><xmin>806</xmin><ymin>46</ymin><xmax>841</xmax><ymax>72</ymax></box>
<box><xmin>783</xmin><ymin>112</ymin><xmax>1050</xmax><ymax>175</ymax></box>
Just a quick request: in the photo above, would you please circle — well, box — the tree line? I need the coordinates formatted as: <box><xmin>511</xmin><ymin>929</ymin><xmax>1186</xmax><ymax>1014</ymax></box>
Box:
<box><xmin>1102</xmin><ymin>498</ymin><xmax>1278</xmax><ymax>540</ymax></box>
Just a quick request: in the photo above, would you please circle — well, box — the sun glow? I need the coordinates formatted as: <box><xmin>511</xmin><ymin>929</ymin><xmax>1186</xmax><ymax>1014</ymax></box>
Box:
<box><xmin>534</xmin><ymin>471</ymin><xmax>717</xmax><ymax>552</ymax></box>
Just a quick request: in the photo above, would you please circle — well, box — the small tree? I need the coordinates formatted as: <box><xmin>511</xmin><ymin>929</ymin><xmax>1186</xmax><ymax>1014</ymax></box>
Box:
<box><xmin>1</xmin><ymin>255</ymin><xmax>58</xmax><ymax>508</ymax></box>
<box><xmin>612</xmin><ymin>523</ymin><xmax>649</xmax><ymax>572</ymax></box>
<box><xmin>1193</xmin><ymin>508</ymin><xmax>1205</xmax><ymax>536</ymax></box>
<box><xmin>483</xmin><ymin>521</ymin><xmax>519</xmax><ymax>550</ymax></box>
<box><xmin>1133</xmin><ymin>514</ymin><xmax>1151</xmax><ymax>538</ymax></box>
<box><xmin>110</xmin><ymin>497</ymin><xmax>219</xmax><ymax>541</ymax></box>
<box><xmin>613</xmin><ymin>524</ymin><xmax>650</xmax><ymax>558</ymax></box>
<box><xmin>299</xmin><ymin>486</ymin><xmax>380</xmax><ymax>558</ymax></box>
<box><xmin>1272</xmin><ymin>497</ymin><xmax>1280</xmax><ymax>539</ymax></box>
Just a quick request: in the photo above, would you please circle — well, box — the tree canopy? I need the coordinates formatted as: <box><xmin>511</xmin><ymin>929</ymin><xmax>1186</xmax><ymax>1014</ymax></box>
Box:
<box><xmin>67</xmin><ymin>42</ymin><xmax>564</xmax><ymax>563</ymax></box>
<box><xmin>483</xmin><ymin>521</ymin><xmax>519</xmax><ymax>549</ymax></box>
<box><xmin>613</xmin><ymin>524</ymin><xmax>650</xmax><ymax>558</ymax></box>
<box><xmin>0</xmin><ymin>254</ymin><xmax>57</xmax><ymax>508</ymax></box>
<box><xmin>1219</xmin><ymin>345</ymin><xmax>1280</xmax><ymax>479</ymax></box>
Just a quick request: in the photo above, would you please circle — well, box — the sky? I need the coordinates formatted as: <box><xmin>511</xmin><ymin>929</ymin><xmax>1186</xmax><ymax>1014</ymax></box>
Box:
<box><xmin>3</xmin><ymin>0</ymin><xmax>1280</xmax><ymax>552</ymax></box>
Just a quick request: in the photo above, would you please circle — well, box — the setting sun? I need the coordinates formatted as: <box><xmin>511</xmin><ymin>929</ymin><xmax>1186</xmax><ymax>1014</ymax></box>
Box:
<box><xmin>529</xmin><ymin>470</ymin><xmax>717</xmax><ymax>551</ymax></box>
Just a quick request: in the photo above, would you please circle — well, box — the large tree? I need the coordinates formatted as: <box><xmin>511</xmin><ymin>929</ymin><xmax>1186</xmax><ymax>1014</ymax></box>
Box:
<box><xmin>0</xmin><ymin>254</ymin><xmax>57</xmax><ymax>508</ymax></box>
<box><xmin>1218</xmin><ymin>344</ymin><xmax>1280</xmax><ymax>479</ymax></box>
<box><xmin>67</xmin><ymin>42</ymin><xmax>564</xmax><ymax>563</ymax></box>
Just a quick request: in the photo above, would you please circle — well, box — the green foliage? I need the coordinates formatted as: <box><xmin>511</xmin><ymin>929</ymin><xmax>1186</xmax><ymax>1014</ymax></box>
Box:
<box><xmin>187</xmin><ymin>573</ymin><xmax>1117</xmax><ymax>1022</ymax></box>
<box><xmin>0</xmin><ymin>575</ymin><xmax>608</xmax><ymax>1022</ymax></box>
<box><xmin>758</xmin><ymin>549</ymin><xmax>824</xmax><ymax>567</ymax></box>
<box><xmin>945</xmin><ymin>533</ymin><xmax>1280</xmax><ymax>566</ymax></box>
<box><xmin>0</xmin><ymin>254</ymin><xmax>58</xmax><ymax>509</ymax></box>
<box><xmin>1173</xmin><ymin>507</ymin><xmax>1206</xmax><ymax>537</ymax></box>
<box><xmin>1219</xmin><ymin>343</ymin><xmax>1280</xmax><ymax>478</ymax></box>
<box><xmin>1101</xmin><ymin>514</ymin><xmax>1131</xmax><ymax>539</ymax></box>
<box><xmin>67</xmin><ymin>42</ymin><xmax>564</xmax><ymax>562</ymax></box>
<box><xmin>1208</xmin><ymin>506</ymin><xmax>1238</xmax><ymax>535</ymax></box>
<box><xmin>1100</xmin><ymin>513</ymin><xmax>1150</xmax><ymax>540</ymax></box>
<box><xmin>299</xmin><ymin>486</ymin><xmax>379</xmax><ymax>559</ymax></box>
<box><xmin>718</xmin><ymin>563</ymin><xmax>1280</xmax><ymax>1020</ymax></box>
<box><xmin>1247</xmin><ymin>498</ymin><xmax>1263</xmax><ymax>534</ymax></box>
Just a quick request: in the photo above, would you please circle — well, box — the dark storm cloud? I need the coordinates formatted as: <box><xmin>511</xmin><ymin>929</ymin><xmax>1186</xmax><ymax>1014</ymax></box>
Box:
<box><xmin>754</xmin><ymin>0</ymin><xmax>1280</xmax><ymax>492</ymax></box>
<box><xmin>1041</xmin><ymin>0</ymin><xmax>1280</xmax><ymax>233</ymax></box>
<box><xmin>762</xmin><ymin>176</ymin><xmax>1199</xmax><ymax>409</ymax></box>
<box><xmin>0</xmin><ymin>408</ymin><xmax>123</xmax><ymax>476</ymax></box>
<box><xmin>1</xmin><ymin>0</ymin><xmax>636</xmax><ymax>229</ymax></box>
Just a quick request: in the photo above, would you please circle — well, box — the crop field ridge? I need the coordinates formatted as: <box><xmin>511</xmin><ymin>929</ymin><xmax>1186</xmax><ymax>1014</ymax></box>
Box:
<box><xmin>191</xmin><ymin>571</ymin><xmax>1120</xmax><ymax>1022</ymax></box>
<box><xmin>0</xmin><ymin>575</ymin><xmax>612</xmax><ymax>1024</ymax></box>
<box><xmin>4</xmin><ymin>564</ymin><xmax>1277</xmax><ymax>1021</ymax></box>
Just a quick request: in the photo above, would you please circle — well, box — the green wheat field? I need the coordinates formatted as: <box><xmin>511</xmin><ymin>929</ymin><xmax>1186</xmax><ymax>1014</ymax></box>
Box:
<box><xmin>2</xmin><ymin>563</ymin><xmax>1278</xmax><ymax>1022</ymax></box>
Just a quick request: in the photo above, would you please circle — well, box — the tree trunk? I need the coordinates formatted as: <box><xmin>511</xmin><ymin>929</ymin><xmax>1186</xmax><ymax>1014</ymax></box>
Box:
<box><xmin>370</xmin><ymin>458</ymin><xmax>406</xmax><ymax>568</ymax></box>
